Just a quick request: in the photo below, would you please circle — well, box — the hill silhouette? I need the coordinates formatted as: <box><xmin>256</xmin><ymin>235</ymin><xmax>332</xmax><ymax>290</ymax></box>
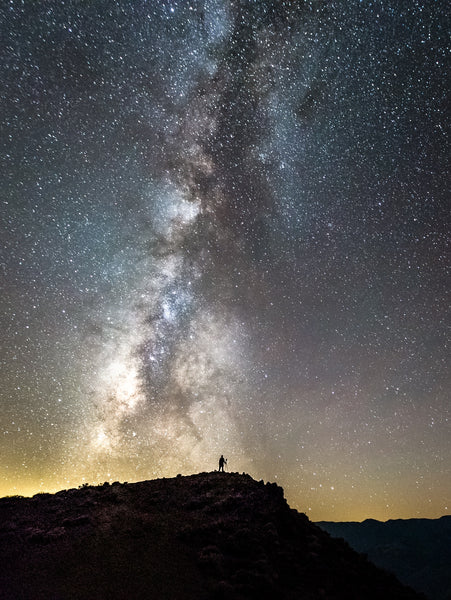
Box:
<box><xmin>0</xmin><ymin>472</ymin><xmax>425</xmax><ymax>599</ymax></box>
<box><xmin>318</xmin><ymin>517</ymin><xmax>451</xmax><ymax>600</ymax></box>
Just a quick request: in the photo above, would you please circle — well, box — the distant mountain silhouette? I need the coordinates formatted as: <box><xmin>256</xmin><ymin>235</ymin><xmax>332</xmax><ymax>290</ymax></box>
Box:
<box><xmin>0</xmin><ymin>473</ymin><xmax>425</xmax><ymax>599</ymax></box>
<box><xmin>318</xmin><ymin>517</ymin><xmax>451</xmax><ymax>600</ymax></box>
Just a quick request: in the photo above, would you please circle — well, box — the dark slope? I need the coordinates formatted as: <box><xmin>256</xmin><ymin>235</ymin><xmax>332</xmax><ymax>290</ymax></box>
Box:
<box><xmin>318</xmin><ymin>517</ymin><xmax>451</xmax><ymax>600</ymax></box>
<box><xmin>0</xmin><ymin>473</ymin><xmax>425</xmax><ymax>600</ymax></box>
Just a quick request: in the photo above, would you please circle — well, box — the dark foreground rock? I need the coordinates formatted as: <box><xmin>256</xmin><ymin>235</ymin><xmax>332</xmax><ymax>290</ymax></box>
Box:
<box><xmin>0</xmin><ymin>473</ymin><xmax>425</xmax><ymax>599</ymax></box>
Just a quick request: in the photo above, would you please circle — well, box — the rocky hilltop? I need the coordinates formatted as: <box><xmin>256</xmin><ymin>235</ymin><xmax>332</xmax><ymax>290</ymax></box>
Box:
<box><xmin>0</xmin><ymin>472</ymin><xmax>424</xmax><ymax>599</ymax></box>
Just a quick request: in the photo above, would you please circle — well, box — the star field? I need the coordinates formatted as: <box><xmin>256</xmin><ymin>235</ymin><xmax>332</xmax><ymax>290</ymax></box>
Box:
<box><xmin>1</xmin><ymin>0</ymin><xmax>449</xmax><ymax>521</ymax></box>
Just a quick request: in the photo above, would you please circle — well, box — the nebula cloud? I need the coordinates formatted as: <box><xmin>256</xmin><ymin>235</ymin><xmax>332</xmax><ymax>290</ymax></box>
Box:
<box><xmin>1</xmin><ymin>0</ymin><xmax>448</xmax><ymax>520</ymax></box>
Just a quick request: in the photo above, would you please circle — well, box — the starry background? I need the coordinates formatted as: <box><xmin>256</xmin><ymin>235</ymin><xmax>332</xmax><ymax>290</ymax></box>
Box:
<box><xmin>1</xmin><ymin>0</ymin><xmax>449</xmax><ymax>521</ymax></box>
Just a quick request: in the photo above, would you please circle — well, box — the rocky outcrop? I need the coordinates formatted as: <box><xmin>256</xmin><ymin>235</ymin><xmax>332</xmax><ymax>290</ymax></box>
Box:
<box><xmin>0</xmin><ymin>473</ymin><xmax>425</xmax><ymax>599</ymax></box>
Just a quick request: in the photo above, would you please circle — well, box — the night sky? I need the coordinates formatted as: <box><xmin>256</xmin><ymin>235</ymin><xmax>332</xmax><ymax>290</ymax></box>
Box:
<box><xmin>1</xmin><ymin>0</ymin><xmax>449</xmax><ymax>521</ymax></box>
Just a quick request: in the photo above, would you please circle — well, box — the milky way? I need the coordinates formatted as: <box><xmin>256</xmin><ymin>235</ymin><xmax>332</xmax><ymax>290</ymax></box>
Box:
<box><xmin>1</xmin><ymin>0</ymin><xmax>449</xmax><ymax>520</ymax></box>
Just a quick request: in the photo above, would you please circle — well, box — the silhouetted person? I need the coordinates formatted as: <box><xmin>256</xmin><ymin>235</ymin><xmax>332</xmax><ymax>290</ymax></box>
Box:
<box><xmin>219</xmin><ymin>455</ymin><xmax>227</xmax><ymax>472</ymax></box>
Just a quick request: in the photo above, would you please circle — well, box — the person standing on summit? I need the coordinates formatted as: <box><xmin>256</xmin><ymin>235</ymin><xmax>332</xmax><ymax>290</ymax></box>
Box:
<box><xmin>218</xmin><ymin>455</ymin><xmax>227</xmax><ymax>472</ymax></box>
